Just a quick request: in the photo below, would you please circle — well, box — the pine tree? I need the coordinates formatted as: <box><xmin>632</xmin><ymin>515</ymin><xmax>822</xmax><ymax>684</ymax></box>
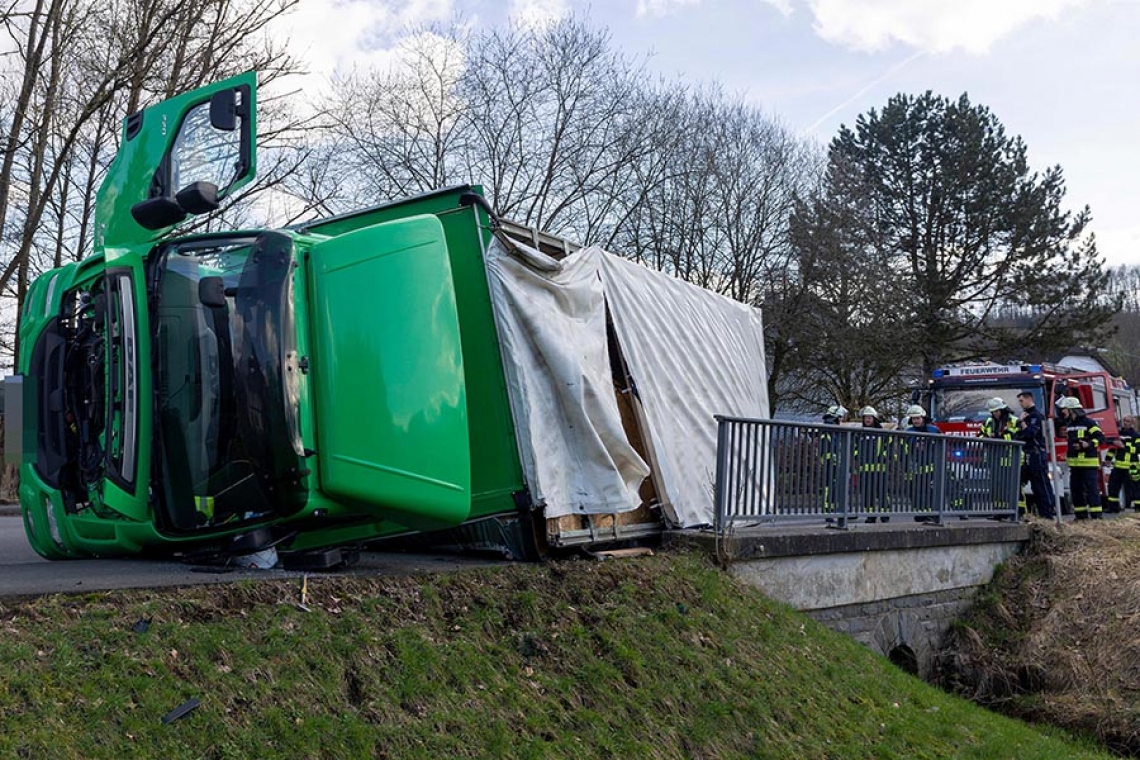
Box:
<box><xmin>795</xmin><ymin>92</ymin><xmax>1117</xmax><ymax>380</ymax></box>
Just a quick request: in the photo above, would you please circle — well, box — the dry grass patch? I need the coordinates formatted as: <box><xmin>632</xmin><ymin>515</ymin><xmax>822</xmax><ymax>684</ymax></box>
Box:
<box><xmin>941</xmin><ymin>515</ymin><xmax>1140</xmax><ymax>754</ymax></box>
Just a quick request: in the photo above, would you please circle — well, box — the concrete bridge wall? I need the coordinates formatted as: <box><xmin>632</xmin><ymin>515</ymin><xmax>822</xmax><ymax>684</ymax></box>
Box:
<box><xmin>669</xmin><ymin>522</ymin><xmax>1030</xmax><ymax>679</ymax></box>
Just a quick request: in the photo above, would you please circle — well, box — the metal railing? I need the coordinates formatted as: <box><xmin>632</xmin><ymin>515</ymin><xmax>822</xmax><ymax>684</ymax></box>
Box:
<box><xmin>714</xmin><ymin>417</ymin><xmax>1022</xmax><ymax>531</ymax></box>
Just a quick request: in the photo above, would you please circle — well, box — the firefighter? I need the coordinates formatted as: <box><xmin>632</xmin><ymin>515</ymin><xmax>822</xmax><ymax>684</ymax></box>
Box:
<box><xmin>905</xmin><ymin>405</ymin><xmax>939</xmax><ymax>434</ymax></box>
<box><xmin>822</xmin><ymin>405</ymin><xmax>847</xmax><ymax>426</ymax></box>
<box><xmin>819</xmin><ymin>405</ymin><xmax>848</xmax><ymax>515</ymax></box>
<box><xmin>1105</xmin><ymin>415</ymin><xmax>1140</xmax><ymax>514</ymax></box>
<box><xmin>1015</xmin><ymin>390</ymin><xmax>1056</xmax><ymax>519</ymax></box>
<box><xmin>855</xmin><ymin>406</ymin><xmax>890</xmax><ymax>523</ymax></box>
<box><xmin>904</xmin><ymin>405</ymin><xmax>940</xmax><ymax>519</ymax></box>
<box><xmin>979</xmin><ymin>397</ymin><xmax>1022</xmax><ymax>513</ymax></box>
<box><xmin>1058</xmin><ymin>396</ymin><xmax>1105</xmax><ymax>519</ymax></box>
<box><xmin>980</xmin><ymin>397</ymin><xmax>1020</xmax><ymax>439</ymax></box>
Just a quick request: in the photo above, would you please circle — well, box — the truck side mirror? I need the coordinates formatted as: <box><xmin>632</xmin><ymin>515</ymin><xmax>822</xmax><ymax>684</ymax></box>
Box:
<box><xmin>176</xmin><ymin>181</ymin><xmax>220</xmax><ymax>215</ymax></box>
<box><xmin>198</xmin><ymin>276</ymin><xmax>227</xmax><ymax>308</ymax></box>
<box><xmin>131</xmin><ymin>196</ymin><xmax>188</xmax><ymax>230</ymax></box>
<box><xmin>210</xmin><ymin>89</ymin><xmax>237</xmax><ymax>132</ymax></box>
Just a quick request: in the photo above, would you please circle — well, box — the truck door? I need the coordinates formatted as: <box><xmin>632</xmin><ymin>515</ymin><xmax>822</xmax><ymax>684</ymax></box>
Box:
<box><xmin>95</xmin><ymin>72</ymin><xmax>257</xmax><ymax>252</ymax></box>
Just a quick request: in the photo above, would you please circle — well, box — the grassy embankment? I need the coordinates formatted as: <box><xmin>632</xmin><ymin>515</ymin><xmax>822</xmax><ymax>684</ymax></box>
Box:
<box><xmin>0</xmin><ymin>550</ymin><xmax>1113</xmax><ymax>759</ymax></box>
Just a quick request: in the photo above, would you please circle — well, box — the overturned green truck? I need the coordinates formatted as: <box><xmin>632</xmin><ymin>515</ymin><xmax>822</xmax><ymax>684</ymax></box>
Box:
<box><xmin>5</xmin><ymin>73</ymin><xmax>769</xmax><ymax>564</ymax></box>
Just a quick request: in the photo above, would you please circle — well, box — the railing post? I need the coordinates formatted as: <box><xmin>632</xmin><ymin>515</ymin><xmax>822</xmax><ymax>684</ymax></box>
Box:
<box><xmin>1045</xmin><ymin>417</ymin><xmax>1063</xmax><ymax>525</ymax></box>
<box><xmin>836</xmin><ymin>426</ymin><xmax>852</xmax><ymax>529</ymax></box>
<box><xmin>934</xmin><ymin>436</ymin><xmax>948</xmax><ymax>525</ymax></box>
<box><xmin>714</xmin><ymin>416</ymin><xmax>729</xmax><ymax>534</ymax></box>
<box><xmin>1010</xmin><ymin>441</ymin><xmax>1024</xmax><ymax>519</ymax></box>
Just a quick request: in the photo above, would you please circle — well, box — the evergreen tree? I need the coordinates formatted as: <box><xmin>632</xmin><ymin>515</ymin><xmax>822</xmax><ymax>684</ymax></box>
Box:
<box><xmin>794</xmin><ymin>92</ymin><xmax>1117</xmax><ymax>380</ymax></box>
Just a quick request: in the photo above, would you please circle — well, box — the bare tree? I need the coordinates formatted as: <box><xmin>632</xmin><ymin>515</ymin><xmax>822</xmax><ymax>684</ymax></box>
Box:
<box><xmin>462</xmin><ymin>19</ymin><xmax>660</xmax><ymax>239</ymax></box>
<box><xmin>614</xmin><ymin>91</ymin><xmax>820</xmax><ymax>310</ymax></box>
<box><xmin>323</xmin><ymin>26</ymin><xmax>470</xmax><ymax>204</ymax></box>
<box><xmin>314</xmin><ymin>18</ymin><xmax>680</xmax><ymax>247</ymax></box>
<box><xmin>1094</xmin><ymin>264</ymin><xmax>1140</xmax><ymax>386</ymax></box>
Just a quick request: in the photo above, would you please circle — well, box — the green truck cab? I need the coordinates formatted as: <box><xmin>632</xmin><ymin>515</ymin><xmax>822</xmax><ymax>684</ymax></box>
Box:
<box><xmin>8</xmin><ymin>73</ymin><xmax>535</xmax><ymax>562</ymax></box>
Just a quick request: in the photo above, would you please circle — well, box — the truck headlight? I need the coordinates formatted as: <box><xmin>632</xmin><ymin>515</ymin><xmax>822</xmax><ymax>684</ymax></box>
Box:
<box><xmin>44</xmin><ymin>495</ymin><xmax>64</xmax><ymax>549</ymax></box>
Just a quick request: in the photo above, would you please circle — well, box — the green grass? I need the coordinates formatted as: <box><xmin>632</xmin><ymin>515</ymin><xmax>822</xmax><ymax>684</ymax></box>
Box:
<box><xmin>0</xmin><ymin>551</ymin><xmax>1113</xmax><ymax>759</ymax></box>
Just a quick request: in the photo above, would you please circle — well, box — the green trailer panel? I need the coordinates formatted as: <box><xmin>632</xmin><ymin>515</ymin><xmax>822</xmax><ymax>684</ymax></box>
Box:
<box><xmin>308</xmin><ymin>214</ymin><xmax>471</xmax><ymax>530</ymax></box>
<box><xmin>303</xmin><ymin>187</ymin><xmax>528</xmax><ymax>521</ymax></box>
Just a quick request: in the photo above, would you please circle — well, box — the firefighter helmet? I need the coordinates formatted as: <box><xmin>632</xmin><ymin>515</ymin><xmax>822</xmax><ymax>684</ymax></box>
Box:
<box><xmin>826</xmin><ymin>404</ymin><xmax>848</xmax><ymax>419</ymax></box>
<box><xmin>985</xmin><ymin>397</ymin><xmax>1008</xmax><ymax>412</ymax></box>
<box><xmin>1057</xmin><ymin>396</ymin><xmax>1082</xmax><ymax>410</ymax></box>
<box><xmin>905</xmin><ymin>404</ymin><xmax>926</xmax><ymax>418</ymax></box>
<box><xmin>860</xmin><ymin>406</ymin><xmax>879</xmax><ymax>419</ymax></box>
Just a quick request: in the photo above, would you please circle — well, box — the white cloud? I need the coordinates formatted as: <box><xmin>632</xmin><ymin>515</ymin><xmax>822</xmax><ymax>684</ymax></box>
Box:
<box><xmin>269</xmin><ymin>0</ymin><xmax>456</xmax><ymax>82</ymax></box>
<box><xmin>636</xmin><ymin>0</ymin><xmax>792</xmax><ymax>19</ymax></box>
<box><xmin>508</xmin><ymin>0</ymin><xmax>570</xmax><ymax>28</ymax></box>
<box><xmin>805</xmin><ymin>0</ymin><xmax>1090</xmax><ymax>54</ymax></box>
<box><xmin>636</xmin><ymin>0</ymin><xmax>702</xmax><ymax>17</ymax></box>
<box><xmin>398</xmin><ymin>0</ymin><xmax>454</xmax><ymax>26</ymax></box>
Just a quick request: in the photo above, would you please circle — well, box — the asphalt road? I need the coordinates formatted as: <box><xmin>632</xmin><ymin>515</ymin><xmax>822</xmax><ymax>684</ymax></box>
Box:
<box><xmin>0</xmin><ymin>512</ymin><xmax>502</xmax><ymax>598</ymax></box>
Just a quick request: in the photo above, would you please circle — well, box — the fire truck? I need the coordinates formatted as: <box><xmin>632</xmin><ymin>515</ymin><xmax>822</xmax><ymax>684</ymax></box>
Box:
<box><xmin>917</xmin><ymin>361</ymin><xmax>1138</xmax><ymax>508</ymax></box>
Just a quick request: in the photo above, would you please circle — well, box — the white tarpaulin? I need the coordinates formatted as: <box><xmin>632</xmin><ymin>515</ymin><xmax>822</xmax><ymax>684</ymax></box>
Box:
<box><xmin>597</xmin><ymin>253</ymin><xmax>769</xmax><ymax>527</ymax></box>
<box><xmin>485</xmin><ymin>237</ymin><xmax>768</xmax><ymax>528</ymax></box>
<box><xmin>485</xmin><ymin>238</ymin><xmax>650</xmax><ymax>519</ymax></box>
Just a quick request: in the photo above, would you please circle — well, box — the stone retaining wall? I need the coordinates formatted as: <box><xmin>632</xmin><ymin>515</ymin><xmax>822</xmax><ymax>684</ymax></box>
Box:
<box><xmin>805</xmin><ymin>586</ymin><xmax>978</xmax><ymax>679</ymax></box>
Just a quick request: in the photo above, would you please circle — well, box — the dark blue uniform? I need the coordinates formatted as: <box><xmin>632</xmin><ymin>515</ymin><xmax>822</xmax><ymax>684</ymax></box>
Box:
<box><xmin>1016</xmin><ymin>404</ymin><xmax>1056</xmax><ymax>518</ymax></box>
<box><xmin>904</xmin><ymin>421</ymin><xmax>940</xmax><ymax>515</ymax></box>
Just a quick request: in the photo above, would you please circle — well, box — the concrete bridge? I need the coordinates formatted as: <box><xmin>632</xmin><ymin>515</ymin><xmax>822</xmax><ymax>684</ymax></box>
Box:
<box><xmin>670</xmin><ymin>520</ymin><xmax>1030</xmax><ymax>679</ymax></box>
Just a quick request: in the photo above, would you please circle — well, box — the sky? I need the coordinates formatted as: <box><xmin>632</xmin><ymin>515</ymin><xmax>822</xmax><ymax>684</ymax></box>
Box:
<box><xmin>270</xmin><ymin>0</ymin><xmax>1140</xmax><ymax>266</ymax></box>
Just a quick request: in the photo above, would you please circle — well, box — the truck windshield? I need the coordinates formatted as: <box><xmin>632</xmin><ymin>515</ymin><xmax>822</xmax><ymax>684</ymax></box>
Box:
<box><xmin>931</xmin><ymin>385</ymin><xmax>1042</xmax><ymax>423</ymax></box>
<box><xmin>150</xmin><ymin>233</ymin><xmax>306</xmax><ymax>534</ymax></box>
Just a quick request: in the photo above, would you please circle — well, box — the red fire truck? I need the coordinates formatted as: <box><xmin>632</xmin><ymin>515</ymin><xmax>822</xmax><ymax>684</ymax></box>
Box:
<box><xmin>918</xmin><ymin>361</ymin><xmax>1138</xmax><ymax>508</ymax></box>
